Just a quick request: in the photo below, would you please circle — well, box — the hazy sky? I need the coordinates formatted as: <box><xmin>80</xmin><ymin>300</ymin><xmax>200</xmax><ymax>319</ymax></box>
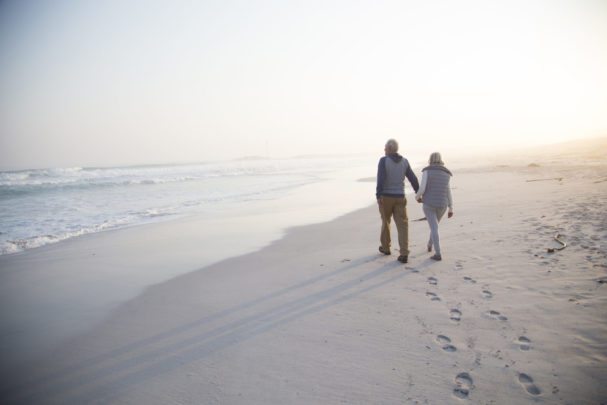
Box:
<box><xmin>1</xmin><ymin>0</ymin><xmax>606</xmax><ymax>169</ymax></box>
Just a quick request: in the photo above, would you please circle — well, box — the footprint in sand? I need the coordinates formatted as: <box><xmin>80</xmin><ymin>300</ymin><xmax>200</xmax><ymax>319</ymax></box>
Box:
<box><xmin>518</xmin><ymin>373</ymin><xmax>541</xmax><ymax>396</ymax></box>
<box><xmin>453</xmin><ymin>372</ymin><xmax>474</xmax><ymax>399</ymax></box>
<box><xmin>488</xmin><ymin>310</ymin><xmax>508</xmax><ymax>321</ymax></box>
<box><xmin>454</xmin><ymin>261</ymin><xmax>464</xmax><ymax>271</ymax></box>
<box><xmin>428</xmin><ymin>276</ymin><xmax>438</xmax><ymax>285</ymax></box>
<box><xmin>482</xmin><ymin>290</ymin><xmax>493</xmax><ymax>299</ymax></box>
<box><xmin>426</xmin><ymin>291</ymin><xmax>441</xmax><ymax>301</ymax></box>
<box><xmin>463</xmin><ymin>276</ymin><xmax>477</xmax><ymax>284</ymax></box>
<box><xmin>436</xmin><ymin>335</ymin><xmax>457</xmax><ymax>352</ymax></box>
<box><xmin>449</xmin><ymin>309</ymin><xmax>462</xmax><ymax>322</ymax></box>
<box><xmin>516</xmin><ymin>336</ymin><xmax>531</xmax><ymax>351</ymax></box>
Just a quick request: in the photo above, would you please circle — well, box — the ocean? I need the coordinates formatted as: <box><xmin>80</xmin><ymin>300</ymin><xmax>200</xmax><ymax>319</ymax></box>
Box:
<box><xmin>0</xmin><ymin>156</ymin><xmax>383</xmax><ymax>256</ymax></box>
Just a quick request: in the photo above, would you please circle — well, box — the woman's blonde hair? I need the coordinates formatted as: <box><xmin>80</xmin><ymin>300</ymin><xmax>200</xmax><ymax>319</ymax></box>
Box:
<box><xmin>429</xmin><ymin>152</ymin><xmax>444</xmax><ymax>165</ymax></box>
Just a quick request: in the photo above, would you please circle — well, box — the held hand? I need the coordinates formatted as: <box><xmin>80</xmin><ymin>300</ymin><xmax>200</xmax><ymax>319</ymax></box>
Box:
<box><xmin>416</xmin><ymin>196</ymin><xmax>422</xmax><ymax>203</ymax></box>
<box><xmin>448</xmin><ymin>211</ymin><xmax>454</xmax><ymax>218</ymax></box>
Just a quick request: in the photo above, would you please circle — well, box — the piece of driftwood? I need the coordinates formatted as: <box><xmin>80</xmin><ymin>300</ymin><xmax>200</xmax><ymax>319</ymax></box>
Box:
<box><xmin>413</xmin><ymin>217</ymin><xmax>427</xmax><ymax>221</ymax></box>
<box><xmin>547</xmin><ymin>233</ymin><xmax>567</xmax><ymax>253</ymax></box>
<box><xmin>526</xmin><ymin>177</ymin><xmax>563</xmax><ymax>182</ymax></box>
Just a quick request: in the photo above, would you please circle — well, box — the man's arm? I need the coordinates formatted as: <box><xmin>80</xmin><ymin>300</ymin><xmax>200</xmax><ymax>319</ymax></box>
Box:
<box><xmin>376</xmin><ymin>157</ymin><xmax>386</xmax><ymax>201</ymax></box>
<box><xmin>405</xmin><ymin>164</ymin><xmax>419</xmax><ymax>193</ymax></box>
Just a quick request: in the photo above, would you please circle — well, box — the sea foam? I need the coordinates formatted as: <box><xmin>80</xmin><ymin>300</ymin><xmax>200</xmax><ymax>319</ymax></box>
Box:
<box><xmin>0</xmin><ymin>156</ymin><xmax>377</xmax><ymax>255</ymax></box>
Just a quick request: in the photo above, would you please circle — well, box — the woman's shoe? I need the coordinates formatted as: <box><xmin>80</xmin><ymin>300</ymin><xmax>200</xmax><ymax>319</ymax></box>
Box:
<box><xmin>427</xmin><ymin>244</ymin><xmax>433</xmax><ymax>252</ymax></box>
<box><xmin>430</xmin><ymin>254</ymin><xmax>442</xmax><ymax>261</ymax></box>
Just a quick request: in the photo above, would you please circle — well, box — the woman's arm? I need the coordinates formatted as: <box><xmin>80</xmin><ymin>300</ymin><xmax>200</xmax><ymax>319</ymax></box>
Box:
<box><xmin>416</xmin><ymin>171</ymin><xmax>428</xmax><ymax>202</ymax></box>
<box><xmin>447</xmin><ymin>185</ymin><xmax>453</xmax><ymax>214</ymax></box>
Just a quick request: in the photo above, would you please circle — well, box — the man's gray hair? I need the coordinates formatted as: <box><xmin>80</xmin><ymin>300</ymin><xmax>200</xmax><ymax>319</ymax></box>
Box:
<box><xmin>385</xmin><ymin>139</ymin><xmax>399</xmax><ymax>153</ymax></box>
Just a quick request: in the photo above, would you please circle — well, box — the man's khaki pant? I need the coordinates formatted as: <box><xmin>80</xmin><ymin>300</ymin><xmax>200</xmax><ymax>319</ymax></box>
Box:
<box><xmin>378</xmin><ymin>196</ymin><xmax>409</xmax><ymax>256</ymax></box>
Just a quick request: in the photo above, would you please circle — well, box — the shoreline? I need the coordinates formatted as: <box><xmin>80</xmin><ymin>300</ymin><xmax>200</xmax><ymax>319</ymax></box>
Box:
<box><xmin>1</xmin><ymin>143</ymin><xmax>607</xmax><ymax>403</ymax></box>
<box><xmin>0</xmin><ymin>156</ymin><xmax>380</xmax><ymax>257</ymax></box>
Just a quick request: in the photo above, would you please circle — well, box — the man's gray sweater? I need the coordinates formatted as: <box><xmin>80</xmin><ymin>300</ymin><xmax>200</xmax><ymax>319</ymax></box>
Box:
<box><xmin>376</xmin><ymin>153</ymin><xmax>419</xmax><ymax>199</ymax></box>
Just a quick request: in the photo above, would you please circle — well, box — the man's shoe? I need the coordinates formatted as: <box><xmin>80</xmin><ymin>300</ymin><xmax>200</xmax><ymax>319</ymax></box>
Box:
<box><xmin>398</xmin><ymin>255</ymin><xmax>408</xmax><ymax>263</ymax></box>
<box><xmin>430</xmin><ymin>254</ymin><xmax>442</xmax><ymax>261</ymax></box>
<box><xmin>379</xmin><ymin>246</ymin><xmax>391</xmax><ymax>255</ymax></box>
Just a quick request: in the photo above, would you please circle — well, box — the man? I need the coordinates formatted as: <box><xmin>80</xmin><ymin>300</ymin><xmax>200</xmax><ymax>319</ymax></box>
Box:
<box><xmin>376</xmin><ymin>139</ymin><xmax>419</xmax><ymax>263</ymax></box>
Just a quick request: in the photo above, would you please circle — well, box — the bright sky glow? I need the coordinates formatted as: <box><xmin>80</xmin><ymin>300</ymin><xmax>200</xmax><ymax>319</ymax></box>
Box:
<box><xmin>1</xmin><ymin>0</ymin><xmax>606</xmax><ymax>169</ymax></box>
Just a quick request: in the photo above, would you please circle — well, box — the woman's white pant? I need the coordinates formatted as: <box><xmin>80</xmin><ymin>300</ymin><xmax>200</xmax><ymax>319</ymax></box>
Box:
<box><xmin>423</xmin><ymin>204</ymin><xmax>447</xmax><ymax>255</ymax></box>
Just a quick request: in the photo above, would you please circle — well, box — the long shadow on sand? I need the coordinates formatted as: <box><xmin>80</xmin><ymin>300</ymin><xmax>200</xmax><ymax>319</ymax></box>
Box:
<box><xmin>6</xmin><ymin>254</ymin><xmax>414</xmax><ymax>404</ymax></box>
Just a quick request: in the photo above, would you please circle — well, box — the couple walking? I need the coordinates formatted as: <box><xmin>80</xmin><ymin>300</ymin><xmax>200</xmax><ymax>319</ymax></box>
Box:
<box><xmin>376</xmin><ymin>139</ymin><xmax>453</xmax><ymax>263</ymax></box>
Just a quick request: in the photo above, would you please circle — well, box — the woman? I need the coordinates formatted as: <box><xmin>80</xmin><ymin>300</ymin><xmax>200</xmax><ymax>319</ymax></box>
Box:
<box><xmin>416</xmin><ymin>152</ymin><xmax>453</xmax><ymax>261</ymax></box>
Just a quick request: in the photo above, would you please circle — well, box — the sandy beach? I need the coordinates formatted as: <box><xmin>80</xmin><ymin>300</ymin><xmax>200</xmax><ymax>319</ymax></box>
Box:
<box><xmin>1</xmin><ymin>140</ymin><xmax>606</xmax><ymax>404</ymax></box>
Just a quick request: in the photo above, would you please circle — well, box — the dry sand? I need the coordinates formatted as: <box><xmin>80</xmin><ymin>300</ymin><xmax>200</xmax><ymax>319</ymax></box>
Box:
<box><xmin>1</xmin><ymin>139</ymin><xmax>606</xmax><ymax>404</ymax></box>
